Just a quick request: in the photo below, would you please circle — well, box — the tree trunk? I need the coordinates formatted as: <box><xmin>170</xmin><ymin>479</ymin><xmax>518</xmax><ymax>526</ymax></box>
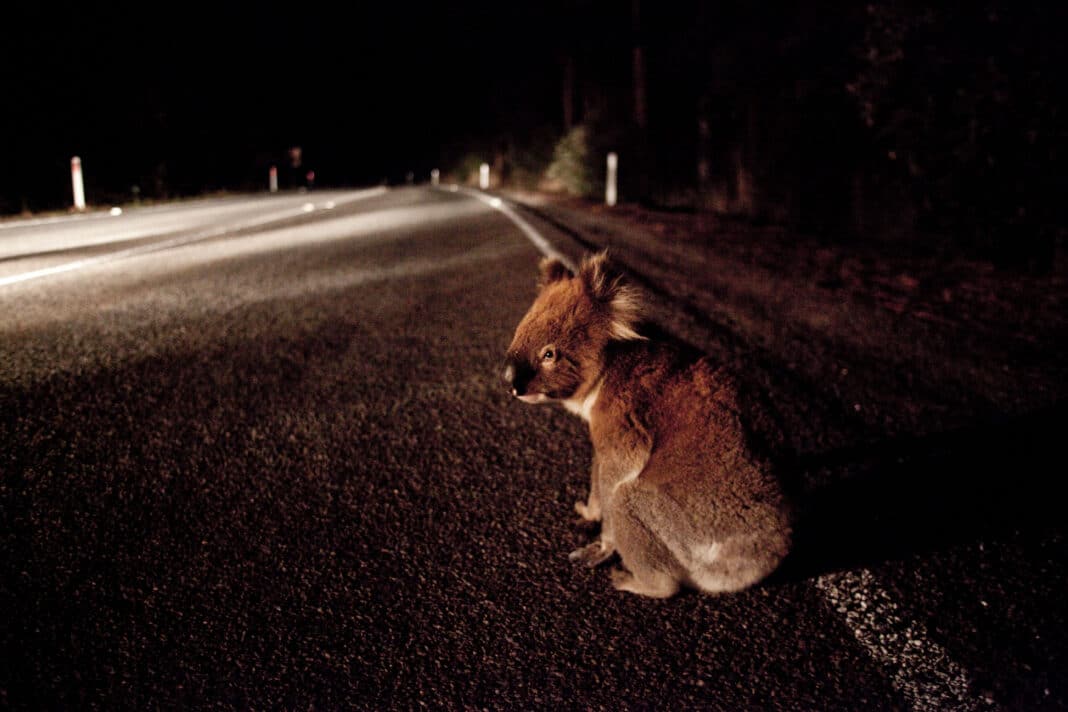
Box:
<box><xmin>697</xmin><ymin>93</ymin><xmax>712</xmax><ymax>198</ymax></box>
<box><xmin>631</xmin><ymin>0</ymin><xmax>647</xmax><ymax>129</ymax></box>
<box><xmin>561</xmin><ymin>53</ymin><xmax>576</xmax><ymax>131</ymax></box>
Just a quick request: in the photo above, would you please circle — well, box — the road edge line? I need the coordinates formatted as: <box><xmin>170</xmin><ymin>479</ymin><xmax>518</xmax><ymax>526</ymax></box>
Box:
<box><xmin>815</xmin><ymin>568</ymin><xmax>988</xmax><ymax>710</ymax></box>
<box><xmin>445</xmin><ymin>186</ymin><xmax>576</xmax><ymax>272</ymax></box>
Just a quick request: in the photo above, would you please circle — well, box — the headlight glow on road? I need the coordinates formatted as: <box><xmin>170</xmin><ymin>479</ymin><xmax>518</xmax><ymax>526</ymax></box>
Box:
<box><xmin>0</xmin><ymin>188</ymin><xmax>389</xmax><ymax>288</ymax></box>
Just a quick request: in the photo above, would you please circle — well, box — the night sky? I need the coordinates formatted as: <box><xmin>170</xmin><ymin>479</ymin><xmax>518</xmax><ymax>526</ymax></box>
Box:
<box><xmin>1</xmin><ymin>2</ymin><xmax>564</xmax><ymax>211</ymax></box>
<box><xmin>5</xmin><ymin>0</ymin><xmax>1066</xmax><ymax>266</ymax></box>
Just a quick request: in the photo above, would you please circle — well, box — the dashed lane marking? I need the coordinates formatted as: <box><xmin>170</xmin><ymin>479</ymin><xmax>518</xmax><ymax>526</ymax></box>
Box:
<box><xmin>815</xmin><ymin>568</ymin><xmax>990</xmax><ymax>711</ymax></box>
<box><xmin>0</xmin><ymin>188</ymin><xmax>387</xmax><ymax>288</ymax></box>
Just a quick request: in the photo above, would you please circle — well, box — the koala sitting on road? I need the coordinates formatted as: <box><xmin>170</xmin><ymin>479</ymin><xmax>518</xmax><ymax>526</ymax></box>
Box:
<box><xmin>503</xmin><ymin>252</ymin><xmax>792</xmax><ymax>598</ymax></box>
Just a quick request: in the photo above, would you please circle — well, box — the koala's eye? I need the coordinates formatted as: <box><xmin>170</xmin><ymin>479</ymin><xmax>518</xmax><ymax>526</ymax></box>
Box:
<box><xmin>542</xmin><ymin>348</ymin><xmax>556</xmax><ymax>362</ymax></box>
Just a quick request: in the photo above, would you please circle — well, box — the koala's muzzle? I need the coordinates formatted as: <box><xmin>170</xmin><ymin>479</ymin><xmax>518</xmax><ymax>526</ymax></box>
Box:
<box><xmin>503</xmin><ymin>357</ymin><xmax>535</xmax><ymax>397</ymax></box>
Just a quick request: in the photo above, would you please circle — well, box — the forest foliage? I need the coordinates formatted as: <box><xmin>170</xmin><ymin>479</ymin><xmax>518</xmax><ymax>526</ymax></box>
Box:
<box><xmin>455</xmin><ymin>1</ymin><xmax>1065</xmax><ymax>269</ymax></box>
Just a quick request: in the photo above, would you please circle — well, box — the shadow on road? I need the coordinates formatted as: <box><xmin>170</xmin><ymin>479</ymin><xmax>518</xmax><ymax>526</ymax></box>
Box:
<box><xmin>773</xmin><ymin>401</ymin><xmax>1067</xmax><ymax>583</ymax></box>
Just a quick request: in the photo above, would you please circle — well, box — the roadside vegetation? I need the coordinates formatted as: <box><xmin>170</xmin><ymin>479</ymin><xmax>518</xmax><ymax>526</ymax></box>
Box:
<box><xmin>446</xmin><ymin>2</ymin><xmax>1065</xmax><ymax>274</ymax></box>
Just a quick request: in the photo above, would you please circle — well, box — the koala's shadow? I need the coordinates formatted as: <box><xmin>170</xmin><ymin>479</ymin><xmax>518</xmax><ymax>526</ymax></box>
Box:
<box><xmin>770</xmin><ymin>400</ymin><xmax>1068</xmax><ymax>585</ymax></box>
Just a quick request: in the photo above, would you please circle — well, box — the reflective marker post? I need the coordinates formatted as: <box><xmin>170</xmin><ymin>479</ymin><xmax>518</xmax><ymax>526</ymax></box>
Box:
<box><xmin>431</xmin><ymin>169</ymin><xmax>440</xmax><ymax>186</ymax></box>
<box><xmin>71</xmin><ymin>156</ymin><xmax>86</xmax><ymax>211</ymax></box>
<box><xmin>269</xmin><ymin>166</ymin><xmax>278</xmax><ymax>193</ymax></box>
<box><xmin>479</xmin><ymin>163</ymin><xmax>490</xmax><ymax>190</ymax></box>
<box><xmin>606</xmin><ymin>152</ymin><xmax>618</xmax><ymax>207</ymax></box>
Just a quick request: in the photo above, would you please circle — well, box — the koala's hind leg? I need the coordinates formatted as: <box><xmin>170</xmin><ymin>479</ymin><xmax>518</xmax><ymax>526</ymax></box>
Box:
<box><xmin>686</xmin><ymin>536</ymin><xmax>786</xmax><ymax>594</ymax></box>
<box><xmin>607</xmin><ymin>485</ymin><xmax>683</xmax><ymax>598</ymax></box>
<box><xmin>609</xmin><ymin>566</ymin><xmax>679</xmax><ymax>598</ymax></box>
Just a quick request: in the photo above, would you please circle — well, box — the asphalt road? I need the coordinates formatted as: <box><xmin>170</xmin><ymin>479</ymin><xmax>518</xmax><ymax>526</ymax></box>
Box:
<box><xmin>1</xmin><ymin>187</ymin><xmax>1064</xmax><ymax>710</ymax></box>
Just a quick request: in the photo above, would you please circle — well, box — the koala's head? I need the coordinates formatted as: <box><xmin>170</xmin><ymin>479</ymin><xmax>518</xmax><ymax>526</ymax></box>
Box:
<box><xmin>504</xmin><ymin>251</ymin><xmax>644</xmax><ymax>403</ymax></box>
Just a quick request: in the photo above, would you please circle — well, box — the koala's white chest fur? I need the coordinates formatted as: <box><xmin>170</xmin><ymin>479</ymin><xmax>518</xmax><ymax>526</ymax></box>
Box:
<box><xmin>563</xmin><ymin>380</ymin><xmax>602</xmax><ymax>422</ymax></box>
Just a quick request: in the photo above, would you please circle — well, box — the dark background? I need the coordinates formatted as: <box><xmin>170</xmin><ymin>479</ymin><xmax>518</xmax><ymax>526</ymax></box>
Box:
<box><xmin>1</xmin><ymin>1</ymin><xmax>565</xmax><ymax>202</ymax></box>
<box><xmin>2</xmin><ymin>1</ymin><xmax>1066</xmax><ymax>268</ymax></box>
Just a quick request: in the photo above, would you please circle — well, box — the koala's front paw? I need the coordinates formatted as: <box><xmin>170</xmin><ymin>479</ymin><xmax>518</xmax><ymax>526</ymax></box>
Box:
<box><xmin>574</xmin><ymin>499</ymin><xmax>601</xmax><ymax>522</ymax></box>
<box><xmin>568</xmin><ymin>540</ymin><xmax>615</xmax><ymax>568</ymax></box>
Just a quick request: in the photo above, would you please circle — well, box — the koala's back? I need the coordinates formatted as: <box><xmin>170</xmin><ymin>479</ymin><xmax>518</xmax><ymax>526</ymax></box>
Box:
<box><xmin>594</xmin><ymin>338</ymin><xmax>792</xmax><ymax>593</ymax></box>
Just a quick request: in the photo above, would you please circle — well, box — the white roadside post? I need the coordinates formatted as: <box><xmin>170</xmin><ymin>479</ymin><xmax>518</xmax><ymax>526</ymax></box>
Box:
<box><xmin>479</xmin><ymin>162</ymin><xmax>490</xmax><ymax>190</ymax></box>
<box><xmin>269</xmin><ymin>165</ymin><xmax>278</xmax><ymax>193</ymax></box>
<box><xmin>606</xmin><ymin>152</ymin><xmax>618</xmax><ymax>207</ymax></box>
<box><xmin>431</xmin><ymin>168</ymin><xmax>440</xmax><ymax>186</ymax></box>
<box><xmin>71</xmin><ymin>156</ymin><xmax>86</xmax><ymax>211</ymax></box>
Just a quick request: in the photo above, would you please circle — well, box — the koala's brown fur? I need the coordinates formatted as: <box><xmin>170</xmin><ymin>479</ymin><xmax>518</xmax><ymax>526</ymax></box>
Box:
<box><xmin>504</xmin><ymin>252</ymin><xmax>792</xmax><ymax>598</ymax></box>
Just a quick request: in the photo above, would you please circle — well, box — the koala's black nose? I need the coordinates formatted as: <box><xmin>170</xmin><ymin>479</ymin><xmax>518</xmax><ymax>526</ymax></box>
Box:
<box><xmin>502</xmin><ymin>358</ymin><xmax>533</xmax><ymax>396</ymax></box>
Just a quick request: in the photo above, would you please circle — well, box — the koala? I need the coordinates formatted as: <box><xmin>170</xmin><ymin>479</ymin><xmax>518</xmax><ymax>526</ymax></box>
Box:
<box><xmin>504</xmin><ymin>252</ymin><xmax>792</xmax><ymax>598</ymax></box>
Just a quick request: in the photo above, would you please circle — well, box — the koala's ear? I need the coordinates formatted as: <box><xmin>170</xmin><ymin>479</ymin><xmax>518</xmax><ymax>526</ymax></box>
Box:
<box><xmin>578</xmin><ymin>251</ymin><xmax>646</xmax><ymax>340</ymax></box>
<box><xmin>538</xmin><ymin>257</ymin><xmax>573</xmax><ymax>289</ymax></box>
<box><xmin>578</xmin><ymin>251</ymin><xmax>614</xmax><ymax>300</ymax></box>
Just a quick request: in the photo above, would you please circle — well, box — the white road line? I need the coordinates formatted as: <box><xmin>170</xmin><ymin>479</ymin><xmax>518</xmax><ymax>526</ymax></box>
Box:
<box><xmin>448</xmin><ymin>187</ymin><xmax>575</xmax><ymax>271</ymax></box>
<box><xmin>815</xmin><ymin>568</ymin><xmax>989</xmax><ymax>711</ymax></box>
<box><xmin>0</xmin><ymin>188</ymin><xmax>387</xmax><ymax>288</ymax></box>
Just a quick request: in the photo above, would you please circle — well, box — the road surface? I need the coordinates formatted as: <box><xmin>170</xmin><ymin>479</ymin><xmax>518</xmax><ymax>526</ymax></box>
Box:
<box><xmin>1</xmin><ymin>188</ymin><xmax>1064</xmax><ymax>709</ymax></box>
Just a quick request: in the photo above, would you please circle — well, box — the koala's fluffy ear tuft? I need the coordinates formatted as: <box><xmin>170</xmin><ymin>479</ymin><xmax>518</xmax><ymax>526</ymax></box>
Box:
<box><xmin>538</xmin><ymin>257</ymin><xmax>573</xmax><ymax>289</ymax></box>
<box><xmin>578</xmin><ymin>251</ymin><xmax>614</xmax><ymax>300</ymax></box>
<box><xmin>579</xmin><ymin>251</ymin><xmax>646</xmax><ymax>340</ymax></box>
